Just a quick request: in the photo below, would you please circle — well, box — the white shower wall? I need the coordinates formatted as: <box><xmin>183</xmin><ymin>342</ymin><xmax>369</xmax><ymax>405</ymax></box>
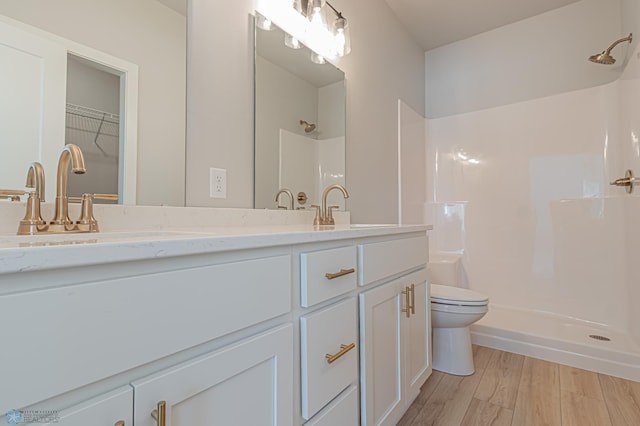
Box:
<box><xmin>427</xmin><ymin>46</ymin><xmax>640</xmax><ymax>343</ymax></box>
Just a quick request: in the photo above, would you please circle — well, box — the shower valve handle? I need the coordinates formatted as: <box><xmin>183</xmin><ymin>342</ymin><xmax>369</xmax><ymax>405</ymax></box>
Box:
<box><xmin>610</xmin><ymin>169</ymin><xmax>635</xmax><ymax>194</ymax></box>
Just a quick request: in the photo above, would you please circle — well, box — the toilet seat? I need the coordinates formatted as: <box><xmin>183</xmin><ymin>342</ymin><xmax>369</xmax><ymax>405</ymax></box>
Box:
<box><xmin>430</xmin><ymin>284</ymin><xmax>488</xmax><ymax>307</ymax></box>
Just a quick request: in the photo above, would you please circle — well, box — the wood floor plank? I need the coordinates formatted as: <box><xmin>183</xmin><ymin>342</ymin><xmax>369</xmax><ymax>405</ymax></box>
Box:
<box><xmin>474</xmin><ymin>350</ymin><xmax>524</xmax><ymax>409</ymax></box>
<box><xmin>560</xmin><ymin>389</ymin><xmax>612</xmax><ymax>426</ymax></box>
<box><xmin>411</xmin><ymin>368</ymin><xmax>483</xmax><ymax>425</ymax></box>
<box><xmin>397</xmin><ymin>371</ymin><xmax>445</xmax><ymax>426</ymax></box>
<box><xmin>599</xmin><ymin>374</ymin><xmax>640</xmax><ymax>425</ymax></box>
<box><xmin>559</xmin><ymin>364</ymin><xmax>604</xmax><ymax>400</ymax></box>
<box><xmin>511</xmin><ymin>357</ymin><xmax>561</xmax><ymax>426</ymax></box>
<box><xmin>520</xmin><ymin>356</ymin><xmax>559</xmax><ymax>389</ymax></box>
<box><xmin>402</xmin><ymin>347</ymin><xmax>640</xmax><ymax>426</ymax></box>
<box><xmin>460</xmin><ymin>398</ymin><xmax>513</xmax><ymax>426</ymax></box>
<box><xmin>472</xmin><ymin>344</ymin><xmax>498</xmax><ymax>370</ymax></box>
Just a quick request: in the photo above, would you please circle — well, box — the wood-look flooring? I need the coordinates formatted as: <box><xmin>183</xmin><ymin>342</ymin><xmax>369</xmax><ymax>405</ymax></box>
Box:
<box><xmin>399</xmin><ymin>345</ymin><xmax>640</xmax><ymax>426</ymax></box>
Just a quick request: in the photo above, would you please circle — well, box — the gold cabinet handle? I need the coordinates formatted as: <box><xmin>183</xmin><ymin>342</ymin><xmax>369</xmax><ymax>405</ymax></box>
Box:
<box><xmin>410</xmin><ymin>283</ymin><xmax>416</xmax><ymax>315</ymax></box>
<box><xmin>325</xmin><ymin>343</ymin><xmax>356</xmax><ymax>364</ymax></box>
<box><xmin>150</xmin><ymin>400</ymin><xmax>166</xmax><ymax>426</ymax></box>
<box><xmin>325</xmin><ymin>268</ymin><xmax>355</xmax><ymax>280</ymax></box>
<box><xmin>114</xmin><ymin>422</ymin><xmax>125</xmax><ymax>426</ymax></box>
<box><xmin>402</xmin><ymin>286</ymin><xmax>411</xmax><ymax>318</ymax></box>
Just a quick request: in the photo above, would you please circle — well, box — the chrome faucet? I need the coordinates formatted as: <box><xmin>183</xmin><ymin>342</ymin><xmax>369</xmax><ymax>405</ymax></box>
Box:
<box><xmin>51</xmin><ymin>144</ymin><xmax>86</xmax><ymax>226</ymax></box>
<box><xmin>275</xmin><ymin>188</ymin><xmax>294</xmax><ymax>210</ymax></box>
<box><xmin>312</xmin><ymin>184</ymin><xmax>350</xmax><ymax>225</ymax></box>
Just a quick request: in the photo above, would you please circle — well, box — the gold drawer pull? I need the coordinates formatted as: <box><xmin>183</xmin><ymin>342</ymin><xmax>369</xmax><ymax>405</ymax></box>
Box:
<box><xmin>325</xmin><ymin>268</ymin><xmax>355</xmax><ymax>280</ymax></box>
<box><xmin>410</xmin><ymin>283</ymin><xmax>416</xmax><ymax>315</ymax></box>
<box><xmin>402</xmin><ymin>286</ymin><xmax>411</xmax><ymax>318</ymax></box>
<box><xmin>150</xmin><ymin>400</ymin><xmax>166</xmax><ymax>426</ymax></box>
<box><xmin>326</xmin><ymin>343</ymin><xmax>356</xmax><ymax>364</ymax></box>
<box><xmin>115</xmin><ymin>422</ymin><xmax>125</xmax><ymax>426</ymax></box>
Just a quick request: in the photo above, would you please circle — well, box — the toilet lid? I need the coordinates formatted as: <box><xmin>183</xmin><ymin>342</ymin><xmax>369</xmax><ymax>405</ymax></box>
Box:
<box><xmin>430</xmin><ymin>284</ymin><xmax>489</xmax><ymax>306</ymax></box>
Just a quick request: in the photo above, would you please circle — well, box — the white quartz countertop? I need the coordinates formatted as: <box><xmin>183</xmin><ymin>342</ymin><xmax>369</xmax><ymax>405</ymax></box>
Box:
<box><xmin>0</xmin><ymin>223</ymin><xmax>430</xmax><ymax>275</ymax></box>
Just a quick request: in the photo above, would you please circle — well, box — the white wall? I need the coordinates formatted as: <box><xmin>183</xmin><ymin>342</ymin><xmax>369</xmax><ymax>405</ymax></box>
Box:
<box><xmin>188</xmin><ymin>0</ymin><xmax>426</xmax><ymax>222</ymax></box>
<box><xmin>398</xmin><ymin>100</ymin><xmax>426</xmax><ymax>225</ymax></box>
<box><xmin>318</xmin><ymin>81</ymin><xmax>345</xmax><ymax>140</ymax></box>
<box><xmin>254</xmin><ymin>55</ymin><xmax>319</xmax><ymax>209</ymax></box>
<box><xmin>0</xmin><ymin>0</ymin><xmax>186</xmax><ymax>206</ymax></box>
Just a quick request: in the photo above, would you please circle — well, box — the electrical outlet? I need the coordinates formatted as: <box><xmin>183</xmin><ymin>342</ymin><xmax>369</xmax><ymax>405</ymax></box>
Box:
<box><xmin>210</xmin><ymin>168</ymin><xmax>227</xmax><ymax>199</ymax></box>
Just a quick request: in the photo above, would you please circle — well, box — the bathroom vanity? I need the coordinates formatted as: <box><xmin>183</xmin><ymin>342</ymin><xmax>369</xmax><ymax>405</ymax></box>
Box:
<box><xmin>0</xmin><ymin>207</ymin><xmax>430</xmax><ymax>425</ymax></box>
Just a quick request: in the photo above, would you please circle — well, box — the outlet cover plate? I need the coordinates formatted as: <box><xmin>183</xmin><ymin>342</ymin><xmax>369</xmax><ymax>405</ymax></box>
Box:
<box><xmin>210</xmin><ymin>168</ymin><xmax>227</xmax><ymax>198</ymax></box>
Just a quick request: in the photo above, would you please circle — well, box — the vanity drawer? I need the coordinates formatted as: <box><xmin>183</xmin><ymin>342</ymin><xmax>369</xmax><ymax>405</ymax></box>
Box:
<box><xmin>300</xmin><ymin>297</ymin><xmax>358</xmax><ymax>420</ymax></box>
<box><xmin>305</xmin><ymin>385</ymin><xmax>359</xmax><ymax>426</ymax></box>
<box><xmin>358</xmin><ymin>236</ymin><xmax>428</xmax><ymax>286</ymax></box>
<box><xmin>301</xmin><ymin>245</ymin><xmax>357</xmax><ymax>307</ymax></box>
<box><xmin>0</xmin><ymin>254</ymin><xmax>292</xmax><ymax>412</ymax></box>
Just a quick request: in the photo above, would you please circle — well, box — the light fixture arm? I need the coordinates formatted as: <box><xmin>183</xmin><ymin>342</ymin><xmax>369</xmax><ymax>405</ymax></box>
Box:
<box><xmin>325</xmin><ymin>1</ymin><xmax>342</xmax><ymax>18</ymax></box>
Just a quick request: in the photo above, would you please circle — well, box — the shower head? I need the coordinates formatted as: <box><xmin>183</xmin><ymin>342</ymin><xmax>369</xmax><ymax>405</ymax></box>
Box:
<box><xmin>589</xmin><ymin>33</ymin><xmax>633</xmax><ymax>65</ymax></box>
<box><xmin>300</xmin><ymin>120</ymin><xmax>316</xmax><ymax>133</ymax></box>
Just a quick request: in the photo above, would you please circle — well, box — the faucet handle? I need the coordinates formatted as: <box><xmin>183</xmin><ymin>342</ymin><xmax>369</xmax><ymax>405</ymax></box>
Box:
<box><xmin>17</xmin><ymin>192</ymin><xmax>47</xmax><ymax>235</ymax></box>
<box><xmin>311</xmin><ymin>205</ymin><xmax>322</xmax><ymax>226</ymax></box>
<box><xmin>0</xmin><ymin>189</ymin><xmax>26</xmax><ymax>202</ymax></box>
<box><xmin>327</xmin><ymin>205</ymin><xmax>341</xmax><ymax>225</ymax></box>
<box><xmin>77</xmin><ymin>193</ymin><xmax>99</xmax><ymax>232</ymax></box>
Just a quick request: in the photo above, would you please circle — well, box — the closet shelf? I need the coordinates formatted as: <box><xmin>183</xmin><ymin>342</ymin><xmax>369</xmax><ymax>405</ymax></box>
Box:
<box><xmin>66</xmin><ymin>103</ymin><xmax>119</xmax><ymax>136</ymax></box>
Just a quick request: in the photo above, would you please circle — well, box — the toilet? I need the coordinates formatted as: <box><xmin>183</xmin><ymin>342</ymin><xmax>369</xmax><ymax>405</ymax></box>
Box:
<box><xmin>429</xmin><ymin>255</ymin><xmax>489</xmax><ymax>376</ymax></box>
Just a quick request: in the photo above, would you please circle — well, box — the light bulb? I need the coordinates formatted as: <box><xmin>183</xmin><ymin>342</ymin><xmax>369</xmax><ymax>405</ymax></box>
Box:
<box><xmin>333</xmin><ymin>16</ymin><xmax>351</xmax><ymax>57</ymax></box>
<box><xmin>256</xmin><ymin>13</ymin><xmax>273</xmax><ymax>31</ymax></box>
<box><xmin>310</xmin><ymin>51</ymin><xmax>326</xmax><ymax>64</ymax></box>
<box><xmin>285</xmin><ymin>34</ymin><xmax>302</xmax><ymax>49</ymax></box>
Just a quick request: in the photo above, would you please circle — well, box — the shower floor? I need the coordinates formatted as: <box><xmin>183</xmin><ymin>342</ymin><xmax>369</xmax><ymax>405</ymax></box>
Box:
<box><xmin>471</xmin><ymin>304</ymin><xmax>640</xmax><ymax>382</ymax></box>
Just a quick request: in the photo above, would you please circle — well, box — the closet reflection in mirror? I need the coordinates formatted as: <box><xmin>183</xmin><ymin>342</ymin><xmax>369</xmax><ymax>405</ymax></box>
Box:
<box><xmin>66</xmin><ymin>55</ymin><xmax>120</xmax><ymax>203</ymax></box>
<box><xmin>254</xmin><ymin>18</ymin><xmax>346</xmax><ymax>210</ymax></box>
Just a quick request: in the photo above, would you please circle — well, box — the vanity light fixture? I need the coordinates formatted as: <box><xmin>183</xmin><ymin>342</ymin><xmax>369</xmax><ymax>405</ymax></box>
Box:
<box><xmin>256</xmin><ymin>0</ymin><xmax>351</xmax><ymax>63</ymax></box>
<box><xmin>302</xmin><ymin>0</ymin><xmax>351</xmax><ymax>60</ymax></box>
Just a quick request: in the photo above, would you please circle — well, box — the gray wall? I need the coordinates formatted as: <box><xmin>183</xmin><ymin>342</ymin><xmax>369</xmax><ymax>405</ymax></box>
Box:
<box><xmin>426</xmin><ymin>0</ymin><xmax>630</xmax><ymax>118</ymax></box>
<box><xmin>187</xmin><ymin>0</ymin><xmax>426</xmax><ymax>223</ymax></box>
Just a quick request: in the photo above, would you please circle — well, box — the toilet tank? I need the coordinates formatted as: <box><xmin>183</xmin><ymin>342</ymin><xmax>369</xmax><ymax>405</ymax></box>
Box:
<box><xmin>428</xmin><ymin>254</ymin><xmax>462</xmax><ymax>287</ymax></box>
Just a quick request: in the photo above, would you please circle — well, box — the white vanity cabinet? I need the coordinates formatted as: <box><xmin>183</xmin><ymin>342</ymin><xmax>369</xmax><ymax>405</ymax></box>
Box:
<box><xmin>358</xmin><ymin>237</ymin><xmax>430</xmax><ymax>426</ymax></box>
<box><xmin>40</xmin><ymin>386</ymin><xmax>133</xmax><ymax>426</ymax></box>
<box><xmin>132</xmin><ymin>324</ymin><xmax>293</xmax><ymax>426</ymax></box>
<box><xmin>0</xmin><ymin>223</ymin><xmax>429</xmax><ymax>426</ymax></box>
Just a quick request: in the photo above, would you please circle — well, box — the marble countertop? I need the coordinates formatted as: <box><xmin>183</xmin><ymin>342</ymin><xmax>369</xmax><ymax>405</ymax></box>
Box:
<box><xmin>0</xmin><ymin>223</ymin><xmax>429</xmax><ymax>275</ymax></box>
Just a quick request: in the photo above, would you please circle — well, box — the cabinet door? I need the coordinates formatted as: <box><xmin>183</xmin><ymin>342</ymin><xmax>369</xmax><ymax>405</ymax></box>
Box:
<box><xmin>403</xmin><ymin>275</ymin><xmax>430</xmax><ymax>402</ymax></box>
<box><xmin>359</xmin><ymin>281</ymin><xmax>403</xmax><ymax>426</ymax></box>
<box><xmin>38</xmin><ymin>386</ymin><xmax>132</xmax><ymax>426</ymax></box>
<box><xmin>132</xmin><ymin>324</ymin><xmax>293</xmax><ymax>426</ymax></box>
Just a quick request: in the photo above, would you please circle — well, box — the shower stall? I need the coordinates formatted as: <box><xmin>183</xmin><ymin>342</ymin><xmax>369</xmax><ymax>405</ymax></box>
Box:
<box><xmin>424</xmin><ymin>0</ymin><xmax>640</xmax><ymax>381</ymax></box>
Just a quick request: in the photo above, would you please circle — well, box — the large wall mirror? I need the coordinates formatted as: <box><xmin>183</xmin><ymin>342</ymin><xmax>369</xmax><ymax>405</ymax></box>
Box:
<box><xmin>254</xmin><ymin>16</ymin><xmax>346</xmax><ymax>211</ymax></box>
<box><xmin>0</xmin><ymin>0</ymin><xmax>186</xmax><ymax>206</ymax></box>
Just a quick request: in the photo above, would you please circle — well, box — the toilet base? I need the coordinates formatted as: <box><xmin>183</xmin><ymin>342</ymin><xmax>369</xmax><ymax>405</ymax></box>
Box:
<box><xmin>432</xmin><ymin>326</ymin><xmax>475</xmax><ymax>376</ymax></box>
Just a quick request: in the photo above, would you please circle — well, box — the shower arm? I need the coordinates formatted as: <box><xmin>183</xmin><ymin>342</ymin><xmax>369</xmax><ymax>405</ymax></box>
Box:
<box><xmin>602</xmin><ymin>33</ymin><xmax>633</xmax><ymax>55</ymax></box>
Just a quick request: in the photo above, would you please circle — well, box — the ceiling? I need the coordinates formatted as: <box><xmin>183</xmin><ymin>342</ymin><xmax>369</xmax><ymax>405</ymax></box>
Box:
<box><xmin>383</xmin><ymin>0</ymin><xmax>580</xmax><ymax>51</ymax></box>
